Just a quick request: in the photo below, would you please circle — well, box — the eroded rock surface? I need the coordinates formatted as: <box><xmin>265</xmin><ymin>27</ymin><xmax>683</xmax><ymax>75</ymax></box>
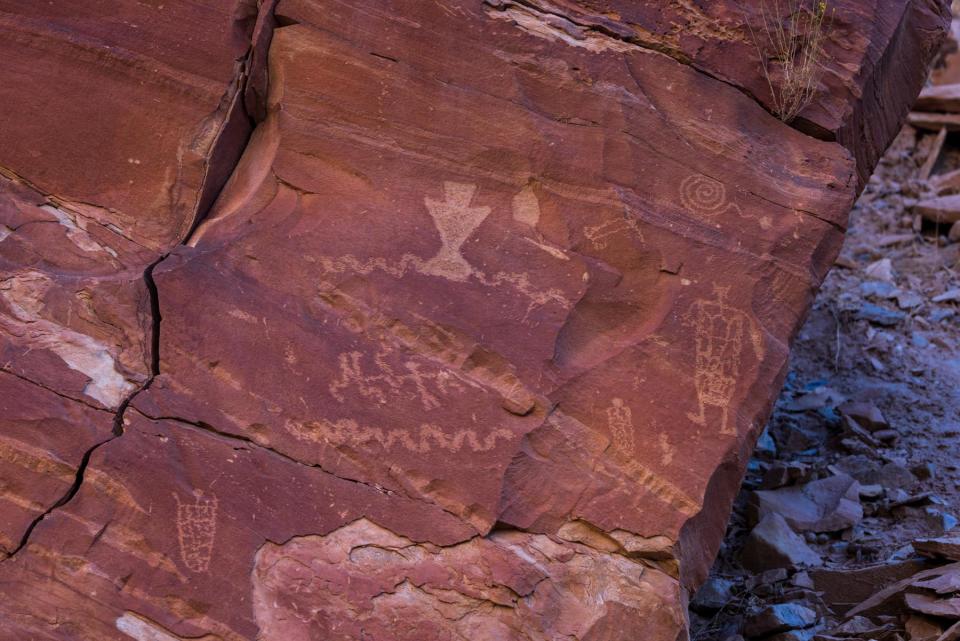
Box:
<box><xmin>0</xmin><ymin>1</ymin><xmax>947</xmax><ymax>640</ymax></box>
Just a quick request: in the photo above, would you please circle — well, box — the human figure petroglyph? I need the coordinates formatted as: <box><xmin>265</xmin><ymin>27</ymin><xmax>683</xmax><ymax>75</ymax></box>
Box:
<box><xmin>422</xmin><ymin>182</ymin><xmax>491</xmax><ymax>281</ymax></box>
<box><xmin>679</xmin><ymin>174</ymin><xmax>742</xmax><ymax>218</ymax></box>
<box><xmin>287</xmin><ymin>418</ymin><xmax>516</xmax><ymax>454</ymax></box>
<box><xmin>684</xmin><ymin>286</ymin><xmax>763</xmax><ymax>436</ymax></box>
<box><xmin>602</xmin><ymin>399</ymin><xmax>698</xmax><ymax>515</ymax></box>
<box><xmin>606</xmin><ymin>398</ymin><xmax>634</xmax><ymax>453</ymax></box>
<box><xmin>329</xmin><ymin>345</ymin><xmax>470</xmax><ymax>410</ymax></box>
<box><xmin>173</xmin><ymin>490</ymin><xmax>218</xmax><ymax>573</ymax></box>
<box><xmin>313</xmin><ymin>182</ymin><xmax>570</xmax><ymax>311</ymax></box>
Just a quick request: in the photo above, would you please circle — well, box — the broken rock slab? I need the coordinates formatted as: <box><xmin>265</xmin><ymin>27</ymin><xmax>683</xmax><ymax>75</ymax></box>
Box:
<box><xmin>742</xmin><ymin>513</ymin><xmax>823</xmax><ymax>573</ymax></box>
<box><xmin>750</xmin><ymin>474</ymin><xmax>864</xmax><ymax>533</ymax></box>
<box><xmin>0</xmin><ymin>0</ymin><xmax>949</xmax><ymax>639</ymax></box>
<box><xmin>915</xmin><ymin>533</ymin><xmax>960</xmax><ymax>561</ymax></box>
<box><xmin>914</xmin><ymin>194</ymin><xmax>960</xmax><ymax>224</ymax></box>
<box><xmin>744</xmin><ymin>603</ymin><xmax>819</xmax><ymax>639</ymax></box>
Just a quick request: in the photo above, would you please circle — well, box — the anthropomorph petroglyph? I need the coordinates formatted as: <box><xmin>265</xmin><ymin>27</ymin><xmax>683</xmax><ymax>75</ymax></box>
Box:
<box><xmin>420</xmin><ymin>182</ymin><xmax>491</xmax><ymax>281</ymax></box>
<box><xmin>679</xmin><ymin>174</ymin><xmax>742</xmax><ymax>219</ymax></box>
<box><xmin>329</xmin><ymin>344</ymin><xmax>472</xmax><ymax>410</ymax></box>
<box><xmin>173</xmin><ymin>490</ymin><xmax>218</xmax><ymax>573</ymax></box>
<box><xmin>606</xmin><ymin>398</ymin><xmax>634</xmax><ymax>452</ymax></box>
<box><xmin>684</xmin><ymin>286</ymin><xmax>763</xmax><ymax>436</ymax></box>
<box><xmin>287</xmin><ymin>418</ymin><xmax>516</xmax><ymax>454</ymax></box>
<box><xmin>602</xmin><ymin>399</ymin><xmax>698</xmax><ymax>515</ymax></box>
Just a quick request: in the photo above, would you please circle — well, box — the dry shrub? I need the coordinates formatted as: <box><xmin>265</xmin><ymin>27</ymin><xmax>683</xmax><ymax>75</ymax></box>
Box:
<box><xmin>748</xmin><ymin>0</ymin><xmax>834</xmax><ymax>123</ymax></box>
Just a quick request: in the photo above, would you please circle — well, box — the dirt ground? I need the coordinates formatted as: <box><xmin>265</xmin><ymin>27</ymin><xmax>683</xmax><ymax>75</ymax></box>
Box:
<box><xmin>689</xmin><ymin>120</ymin><xmax>960</xmax><ymax>640</ymax></box>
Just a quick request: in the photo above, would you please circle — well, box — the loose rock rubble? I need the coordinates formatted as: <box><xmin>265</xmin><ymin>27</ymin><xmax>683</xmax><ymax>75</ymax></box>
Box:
<box><xmin>692</xmin><ymin>12</ymin><xmax>960</xmax><ymax>640</ymax></box>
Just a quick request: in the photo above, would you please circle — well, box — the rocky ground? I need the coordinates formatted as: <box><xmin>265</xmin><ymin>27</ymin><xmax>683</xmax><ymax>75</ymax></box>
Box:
<box><xmin>690</xmin><ymin>100</ymin><xmax>960</xmax><ymax>640</ymax></box>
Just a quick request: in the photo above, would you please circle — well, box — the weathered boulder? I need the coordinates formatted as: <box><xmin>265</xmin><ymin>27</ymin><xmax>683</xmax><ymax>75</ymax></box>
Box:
<box><xmin>0</xmin><ymin>0</ymin><xmax>948</xmax><ymax>639</ymax></box>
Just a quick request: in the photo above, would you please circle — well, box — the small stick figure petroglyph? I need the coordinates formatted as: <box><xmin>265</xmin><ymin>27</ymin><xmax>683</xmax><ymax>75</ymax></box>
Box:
<box><xmin>606</xmin><ymin>397</ymin><xmax>634</xmax><ymax>453</ymax></box>
<box><xmin>173</xmin><ymin>489</ymin><xmax>218</xmax><ymax>573</ymax></box>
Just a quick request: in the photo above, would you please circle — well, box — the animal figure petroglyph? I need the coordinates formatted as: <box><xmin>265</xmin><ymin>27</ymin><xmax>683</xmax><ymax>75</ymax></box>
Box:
<box><xmin>287</xmin><ymin>418</ymin><xmax>516</xmax><ymax>454</ymax></box>
<box><xmin>173</xmin><ymin>490</ymin><xmax>218</xmax><ymax>573</ymax></box>
<box><xmin>314</xmin><ymin>182</ymin><xmax>569</xmax><ymax>311</ymax></box>
<box><xmin>679</xmin><ymin>174</ymin><xmax>742</xmax><ymax>218</ymax></box>
<box><xmin>684</xmin><ymin>286</ymin><xmax>763</xmax><ymax>436</ymax></box>
<box><xmin>583</xmin><ymin>215</ymin><xmax>644</xmax><ymax>249</ymax></box>
<box><xmin>329</xmin><ymin>345</ymin><xmax>470</xmax><ymax>410</ymax></box>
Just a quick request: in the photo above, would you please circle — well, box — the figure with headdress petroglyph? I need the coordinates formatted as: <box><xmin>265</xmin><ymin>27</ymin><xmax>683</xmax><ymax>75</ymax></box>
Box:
<box><xmin>421</xmin><ymin>182</ymin><xmax>491</xmax><ymax>281</ymax></box>
<box><xmin>173</xmin><ymin>489</ymin><xmax>218</xmax><ymax>573</ymax></box>
<box><xmin>683</xmin><ymin>286</ymin><xmax>763</xmax><ymax>436</ymax></box>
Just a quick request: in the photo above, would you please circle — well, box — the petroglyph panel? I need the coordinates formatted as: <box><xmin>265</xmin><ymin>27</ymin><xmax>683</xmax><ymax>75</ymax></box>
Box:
<box><xmin>329</xmin><ymin>344</ymin><xmax>473</xmax><ymax>410</ymax></box>
<box><xmin>174</xmin><ymin>490</ymin><xmax>218</xmax><ymax>573</ymax></box>
<box><xmin>313</xmin><ymin>181</ymin><xmax>571</xmax><ymax>312</ymax></box>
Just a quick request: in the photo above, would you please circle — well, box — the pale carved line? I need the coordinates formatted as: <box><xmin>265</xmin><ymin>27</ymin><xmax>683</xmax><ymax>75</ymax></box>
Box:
<box><xmin>679</xmin><ymin>174</ymin><xmax>742</xmax><ymax>218</ymax></box>
<box><xmin>315</xmin><ymin>181</ymin><xmax>570</xmax><ymax>310</ymax></box>
<box><xmin>606</xmin><ymin>398</ymin><xmax>699</xmax><ymax>516</ymax></box>
<box><xmin>683</xmin><ymin>286</ymin><xmax>763</xmax><ymax>436</ymax></box>
<box><xmin>287</xmin><ymin>418</ymin><xmax>516</xmax><ymax>454</ymax></box>
<box><xmin>173</xmin><ymin>490</ymin><xmax>218</xmax><ymax>573</ymax></box>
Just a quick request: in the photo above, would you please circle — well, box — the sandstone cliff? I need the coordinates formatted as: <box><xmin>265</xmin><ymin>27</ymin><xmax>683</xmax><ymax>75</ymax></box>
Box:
<box><xmin>0</xmin><ymin>1</ymin><xmax>949</xmax><ymax>639</ymax></box>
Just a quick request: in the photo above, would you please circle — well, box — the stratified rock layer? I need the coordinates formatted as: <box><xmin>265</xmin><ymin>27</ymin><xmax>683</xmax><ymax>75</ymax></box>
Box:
<box><xmin>0</xmin><ymin>1</ymin><xmax>948</xmax><ymax>640</ymax></box>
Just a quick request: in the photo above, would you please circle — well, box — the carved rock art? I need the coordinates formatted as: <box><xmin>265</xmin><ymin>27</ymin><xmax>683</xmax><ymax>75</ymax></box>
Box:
<box><xmin>173</xmin><ymin>490</ymin><xmax>218</xmax><ymax>574</ymax></box>
<box><xmin>679</xmin><ymin>174</ymin><xmax>743</xmax><ymax>219</ymax></box>
<box><xmin>685</xmin><ymin>286</ymin><xmax>764</xmax><ymax>435</ymax></box>
<box><xmin>421</xmin><ymin>182</ymin><xmax>491</xmax><ymax>281</ymax></box>
<box><xmin>0</xmin><ymin>0</ymin><xmax>946</xmax><ymax>640</ymax></box>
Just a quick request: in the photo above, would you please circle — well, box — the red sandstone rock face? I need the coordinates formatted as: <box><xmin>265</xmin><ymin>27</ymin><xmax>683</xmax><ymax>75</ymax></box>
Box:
<box><xmin>0</xmin><ymin>1</ymin><xmax>947</xmax><ymax>640</ymax></box>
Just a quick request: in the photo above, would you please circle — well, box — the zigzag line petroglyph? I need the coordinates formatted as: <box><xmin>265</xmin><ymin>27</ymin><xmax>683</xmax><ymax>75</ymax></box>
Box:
<box><xmin>315</xmin><ymin>182</ymin><xmax>570</xmax><ymax>310</ymax></box>
<box><xmin>287</xmin><ymin>418</ymin><xmax>516</xmax><ymax>454</ymax></box>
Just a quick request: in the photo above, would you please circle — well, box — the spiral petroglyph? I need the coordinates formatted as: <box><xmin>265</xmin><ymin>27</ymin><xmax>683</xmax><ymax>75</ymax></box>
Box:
<box><xmin>679</xmin><ymin>174</ymin><xmax>740</xmax><ymax>218</ymax></box>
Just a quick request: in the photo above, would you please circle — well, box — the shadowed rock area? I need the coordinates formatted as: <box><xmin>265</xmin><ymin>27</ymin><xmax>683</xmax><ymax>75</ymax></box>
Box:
<box><xmin>0</xmin><ymin>1</ymin><xmax>949</xmax><ymax>639</ymax></box>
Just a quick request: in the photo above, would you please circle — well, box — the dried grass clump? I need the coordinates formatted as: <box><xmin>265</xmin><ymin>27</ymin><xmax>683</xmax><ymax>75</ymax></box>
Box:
<box><xmin>748</xmin><ymin>0</ymin><xmax>834</xmax><ymax>123</ymax></box>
